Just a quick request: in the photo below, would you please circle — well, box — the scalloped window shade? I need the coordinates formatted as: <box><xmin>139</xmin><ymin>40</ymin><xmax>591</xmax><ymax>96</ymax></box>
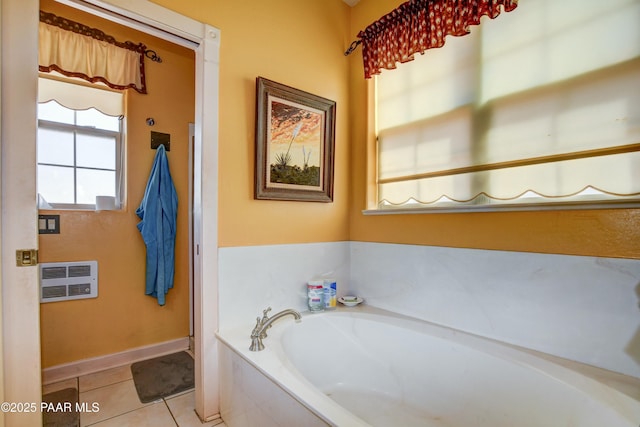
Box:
<box><xmin>376</xmin><ymin>0</ymin><xmax>640</xmax><ymax>209</ymax></box>
<box><xmin>38</xmin><ymin>77</ymin><xmax>123</xmax><ymax>117</ymax></box>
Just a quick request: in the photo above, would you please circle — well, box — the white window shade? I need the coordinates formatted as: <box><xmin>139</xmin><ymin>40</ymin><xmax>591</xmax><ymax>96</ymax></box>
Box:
<box><xmin>38</xmin><ymin>77</ymin><xmax>123</xmax><ymax>117</ymax></box>
<box><xmin>376</xmin><ymin>0</ymin><xmax>640</xmax><ymax>210</ymax></box>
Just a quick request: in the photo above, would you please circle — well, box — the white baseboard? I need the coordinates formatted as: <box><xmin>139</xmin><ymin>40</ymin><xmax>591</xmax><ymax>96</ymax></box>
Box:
<box><xmin>42</xmin><ymin>337</ymin><xmax>190</xmax><ymax>385</ymax></box>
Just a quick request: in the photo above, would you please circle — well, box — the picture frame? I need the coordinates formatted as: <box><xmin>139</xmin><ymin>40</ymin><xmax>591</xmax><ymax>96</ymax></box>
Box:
<box><xmin>255</xmin><ymin>77</ymin><xmax>336</xmax><ymax>202</ymax></box>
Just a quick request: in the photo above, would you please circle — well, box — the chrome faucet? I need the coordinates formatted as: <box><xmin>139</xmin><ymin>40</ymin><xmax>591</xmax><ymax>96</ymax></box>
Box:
<box><xmin>250</xmin><ymin>307</ymin><xmax>301</xmax><ymax>351</ymax></box>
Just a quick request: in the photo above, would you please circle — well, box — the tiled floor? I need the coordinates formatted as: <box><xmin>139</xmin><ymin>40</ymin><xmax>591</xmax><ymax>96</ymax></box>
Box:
<box><xmin>43</xmin><ymin>363</ymin><xmax>226</xmax><ymax>427</ymax></box>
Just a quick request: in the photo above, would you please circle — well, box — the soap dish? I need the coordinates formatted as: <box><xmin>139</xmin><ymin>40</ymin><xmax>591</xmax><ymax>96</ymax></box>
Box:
<box><xmin>338</xmin><ymin>296</ymin><xmax>363</xmax><ymax>307</ymax></box>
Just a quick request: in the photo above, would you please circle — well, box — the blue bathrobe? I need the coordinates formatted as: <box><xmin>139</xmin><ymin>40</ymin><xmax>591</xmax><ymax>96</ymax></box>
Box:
<box><xmin>136</xmin><ymin>145</ymin><xmax>178</xmax><ymax>306</ymax></box>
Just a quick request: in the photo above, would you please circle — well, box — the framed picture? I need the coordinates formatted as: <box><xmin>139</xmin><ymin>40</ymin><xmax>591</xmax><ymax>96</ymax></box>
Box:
<box><xmin>255</xmin><ymin>77</ymin><xmax>336</xmax><ymax>202</ymax></box>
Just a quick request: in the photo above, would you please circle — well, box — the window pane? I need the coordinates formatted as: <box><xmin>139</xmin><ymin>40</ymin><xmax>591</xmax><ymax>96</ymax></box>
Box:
<box><xmin>76</xmin><ymin>133</ymin><xmax>116</xmax><ymax>169</ymax></box>
<box><xmin>77</xmin><ymin>108</ymin><xmax>121</xmax><ymax>132</ymax></box>
<box><xmin>38</xmin><ymin>165</ymin><xmax>74</xmax><ymax>204</ymax></box>
<box><xmin>37</xmin><ymin>100</ymin><xmax>74</xmax><ymax>124</ymax></box>
<box><xmin>37</xmin><ymin>81</ymin><xmax>124</xmax><ymax>210</ymax></box>
<box><xmin>480</xmin><ymin>0</ymin><xmax>640</xmax><ymax>103</ymax></box>
<box><xmin>76</xmin><ymin>169</ymin><xmax>115</xmax><ymax>204</ymax></box>
<box><xmin>37</xmin><ymin>128</ymin><xmax>74</xmax><ymax>166</ymax></box>
<box><xmin>376</xmin><ymin>31</ymin><xmax>477</xmax><ymax>130</ymax></box>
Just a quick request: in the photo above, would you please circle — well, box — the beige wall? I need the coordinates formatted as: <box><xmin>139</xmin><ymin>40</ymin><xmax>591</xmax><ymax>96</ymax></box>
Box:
<box><xmin>347</xmin><ymin>0</ymin><xmax>640</xmax><ymax>260</ymax></box>
<box><xmin>38</xmin><ymin>0</ymin><xmax>195</xmax><ymax>368</ymax></box>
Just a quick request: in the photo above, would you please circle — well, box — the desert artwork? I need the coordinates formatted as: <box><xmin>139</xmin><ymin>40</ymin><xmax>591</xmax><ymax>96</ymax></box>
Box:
<box><xmin>267</xmin><ymin>96</ymin><xmax>324</xmax><ymax>190</ymax></box>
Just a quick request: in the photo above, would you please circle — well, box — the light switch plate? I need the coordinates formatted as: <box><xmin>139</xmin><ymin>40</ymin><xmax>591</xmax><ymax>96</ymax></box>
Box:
<box><xmin>39</xmin><ymin>214</ymin><xmax>60</xmax><ymax>234</ymax></box>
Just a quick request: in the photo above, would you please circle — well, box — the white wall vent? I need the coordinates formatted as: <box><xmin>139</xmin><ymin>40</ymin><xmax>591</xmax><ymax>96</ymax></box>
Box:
<box><xmin>40</xmin><ymin>261</ymin><xmax>98</xmax><ymax>303</ymax></box>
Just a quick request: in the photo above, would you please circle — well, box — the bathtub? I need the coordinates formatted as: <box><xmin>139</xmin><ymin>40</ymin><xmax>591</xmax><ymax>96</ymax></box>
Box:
<box><xmin>217</xmin><ymin>306</ymin><xmax>640</xmax><ymax>427</ymax></box>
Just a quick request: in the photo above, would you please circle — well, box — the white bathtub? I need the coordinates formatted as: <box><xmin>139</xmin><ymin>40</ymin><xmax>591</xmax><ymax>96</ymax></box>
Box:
<box><xmin>217</xmin><ymin>306</ymin><xmax>640</xmax><ymax>427</ymax></box>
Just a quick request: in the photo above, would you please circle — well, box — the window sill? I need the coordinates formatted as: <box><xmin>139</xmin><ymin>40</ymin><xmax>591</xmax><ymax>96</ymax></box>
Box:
<box><xmin>363</xmin><ymin>200</ymin><xmax>640</xmax><ymax>215</ymax></box>
<box><xmin>39</xmin><ymin>204</ymin><xmax>123</xmax><ymax>212</ymax></box>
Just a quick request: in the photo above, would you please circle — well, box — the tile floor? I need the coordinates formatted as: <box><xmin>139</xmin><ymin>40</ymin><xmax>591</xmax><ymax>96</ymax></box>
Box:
<box><xmin>43</xmin><ymin>363</ymin><xmax>226</xmax><ymax>427</ymax></box>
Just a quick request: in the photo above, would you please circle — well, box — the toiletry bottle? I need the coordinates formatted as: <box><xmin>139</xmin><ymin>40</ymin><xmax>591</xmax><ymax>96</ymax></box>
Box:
<box><xmin>323</xmin><ymin>280</ymin><xmax>337</xmax><ymax>309</ymax></box>
<box><xmin>307</xmin><ymin>280</ymin><xmax>324</xmax><ymax>312</ymax></box>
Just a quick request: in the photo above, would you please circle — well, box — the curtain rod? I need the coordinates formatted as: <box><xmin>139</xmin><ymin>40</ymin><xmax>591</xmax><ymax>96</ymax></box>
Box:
<box><xmin>344</xmin><ymin>39</ymin><xmax>361</xmax><ymax>56</ymax></box>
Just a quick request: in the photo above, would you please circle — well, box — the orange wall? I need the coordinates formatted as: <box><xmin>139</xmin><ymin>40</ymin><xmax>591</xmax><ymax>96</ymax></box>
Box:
<box><xmin>347</xmin><ymin>0</ymin><xmax>640</xmax><ymax>260</ymax></box>
<box><xmin>38</xmin><ymin>0</ymin><xmax>195</xmax><ymax>368</ymax></box>
<box><xmin>151</xmin><ymin>0</ymin><xmax>352</xmax><ymax>247</ymax></box>
<box><xmin>38</xmin><ymin>0</ymin><xmax>637</xmax><ymax>368</ymax></box>
<box><xmin>154</xmin><ymin>0</ymin><xmax>639</xmax><ymax>259</ymax></box>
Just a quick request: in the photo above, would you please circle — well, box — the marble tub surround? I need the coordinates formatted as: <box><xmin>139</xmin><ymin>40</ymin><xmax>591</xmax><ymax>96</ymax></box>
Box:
<box><xmin>218</xmin><ymin>242</ymin><xmax>350</xmax><ymax>332</ymax></box>
<box><xmin>349</xmin><ymin>242</ymin><xmax>640</xmax><ymax>379</ymax></box>
<box><xmin>218</xmin><ymin>343</ymin><xmax>331</xmax><ymax>427</ymax></box>
<box><xmin>218</xmin><ymin>241</ymin><xmax>640</xmax><ymax>379</ymax></box>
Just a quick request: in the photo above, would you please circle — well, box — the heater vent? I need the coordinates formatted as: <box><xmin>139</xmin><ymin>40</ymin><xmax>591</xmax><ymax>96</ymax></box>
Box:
<box><xmin>42</xmin><ymin>285</ymin><xmax>67</xmax><ymax>299</ymax></box>
<box><xmin>68</xmin><ymin>283</ymin><xmax>92</xmax><ymax>296</ymax></box>
<box><xmin>42</xmin><ymin>266</ymin><xmax>67</xmax><ymax>280</ymax></box>
<box><xmin>40</xmin><ymin>261</ymin><xmax>98</xmax><ymax>303</ymax></box>
<box><xmin>69</xmin><ymin>265</ymin><xmax>91</xmax><ymax>277</ymax></box>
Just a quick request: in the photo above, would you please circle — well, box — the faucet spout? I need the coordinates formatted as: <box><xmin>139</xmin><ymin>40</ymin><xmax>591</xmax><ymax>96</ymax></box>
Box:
<box><xmin>249</xmin><ymin>308</ymin><xmax>301</xmax><ymax>351</ymax></box>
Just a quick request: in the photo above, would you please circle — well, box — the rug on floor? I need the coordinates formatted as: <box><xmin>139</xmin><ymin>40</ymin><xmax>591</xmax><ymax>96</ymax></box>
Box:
<box><xmin>42</xmin><ymin>387</ymin><xmax>79</xmax><ymax>427</ymax></box>
<box><xmin>131</xmin><ymin>351</ymin><xmax>194</xmax><ymax>403</ymax></box>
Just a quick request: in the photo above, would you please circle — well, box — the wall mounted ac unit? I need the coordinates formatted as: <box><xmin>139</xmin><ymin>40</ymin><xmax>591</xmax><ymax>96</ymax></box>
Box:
<box><xmin>40</xmin><ymin>261</ymin><xmax>98</xmax><ymax>303</ymax></box>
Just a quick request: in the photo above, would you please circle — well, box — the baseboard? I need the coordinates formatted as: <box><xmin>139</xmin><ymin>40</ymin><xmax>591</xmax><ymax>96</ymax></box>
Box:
<box><xmin>42</xmin><ymin>337</ymin><xmax>190</xmax><ymax>385</ymax></box>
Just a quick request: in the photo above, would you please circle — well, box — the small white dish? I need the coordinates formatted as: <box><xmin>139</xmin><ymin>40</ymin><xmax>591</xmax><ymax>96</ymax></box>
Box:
<box><xmin>338</xmin><ymin>296</ymin><xmax>363</xmax><ymax>307</ymax></box>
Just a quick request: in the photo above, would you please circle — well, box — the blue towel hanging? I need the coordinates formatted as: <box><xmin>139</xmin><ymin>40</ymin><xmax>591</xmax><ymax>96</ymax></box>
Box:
<box><xmin>136</xmin><ymin>145</ymin><xmax>178</xmax><ymax>306</ymax></box>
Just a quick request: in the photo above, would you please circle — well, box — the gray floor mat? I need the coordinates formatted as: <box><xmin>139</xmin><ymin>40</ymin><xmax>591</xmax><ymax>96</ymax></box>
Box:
<box><xmin>130</xmin><ymin>351</ymin><xmax>194</xmax><ymax>403</ymax></box>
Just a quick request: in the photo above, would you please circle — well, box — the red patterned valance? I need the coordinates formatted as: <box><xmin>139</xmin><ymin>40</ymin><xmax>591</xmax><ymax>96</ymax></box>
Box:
<box><xmin>357</xmin><ymin>0</ymin><xmax>518</xmax><ymax>78</ymax></box>
<box><xmin>39</xmin><ymin>11</ymin><xmax>147</xmax><ymax>93</ymax></box>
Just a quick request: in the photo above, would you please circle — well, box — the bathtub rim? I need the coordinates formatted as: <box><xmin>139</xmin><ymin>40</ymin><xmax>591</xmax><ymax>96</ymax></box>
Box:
<box><xmin>217</xmin><ymin>305</ymin><xmax>640</xmax><ymax>427</ymax></box>
<box><xmin>217</xmin><ymin>316</ymin><xmax>369</xmax><ymax>426</ymax></box>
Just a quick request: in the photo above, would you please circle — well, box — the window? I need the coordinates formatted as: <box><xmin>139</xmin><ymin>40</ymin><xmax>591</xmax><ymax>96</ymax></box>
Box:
<box><xmin>37</xmin><ymin>78</ymin><xmax>124</xmax><ymax>209</ymax></box>
<box><xmin>374</xmin><ymin>0</ymin><xmax>640</xmax><ymax>212</ymax></box>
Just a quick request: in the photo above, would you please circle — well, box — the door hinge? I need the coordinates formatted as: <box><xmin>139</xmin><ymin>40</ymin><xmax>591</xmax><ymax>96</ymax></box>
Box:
<box><xmin>16</xmin><ymin>249</ymin><xmax>38</xmax><ymax>267</ymax></box>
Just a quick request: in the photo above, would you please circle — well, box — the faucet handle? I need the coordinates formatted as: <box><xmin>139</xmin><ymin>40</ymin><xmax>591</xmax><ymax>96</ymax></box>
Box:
<box><xmin>259</xmin><ymin>307</ymin><xmax>273</xmax><ymax>338</ymax></box>
<box><xmin>250</xmin><ymin>316</ymin><xmax>261</xmax><ymax>337</ymax></box>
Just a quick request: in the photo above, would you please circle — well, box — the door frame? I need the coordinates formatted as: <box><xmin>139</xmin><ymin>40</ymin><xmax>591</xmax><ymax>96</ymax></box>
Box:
<box><xmin>0</xmin><ymin>0</ymin><xmax>221</xmax><ymax>422</ymax></box>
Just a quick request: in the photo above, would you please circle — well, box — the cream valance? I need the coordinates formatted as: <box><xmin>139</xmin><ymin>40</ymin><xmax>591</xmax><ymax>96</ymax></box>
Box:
<box><xmin>38</xmin><ymin>11</ymin><xmax>147</xmax><ymax>94</ymax></box>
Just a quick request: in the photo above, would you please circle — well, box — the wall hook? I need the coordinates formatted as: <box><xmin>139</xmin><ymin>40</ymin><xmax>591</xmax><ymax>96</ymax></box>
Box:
<box><xmin>146</xmin><ymin>117</ymin><xmax>155</xmax><ymax>126</ymax></box>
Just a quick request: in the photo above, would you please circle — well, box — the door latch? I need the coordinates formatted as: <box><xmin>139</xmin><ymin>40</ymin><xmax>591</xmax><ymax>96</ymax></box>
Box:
<box><xmin>16</xmin><ymin>249</ymin><xmax>38</xmax><ymax>267</ymax></box>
